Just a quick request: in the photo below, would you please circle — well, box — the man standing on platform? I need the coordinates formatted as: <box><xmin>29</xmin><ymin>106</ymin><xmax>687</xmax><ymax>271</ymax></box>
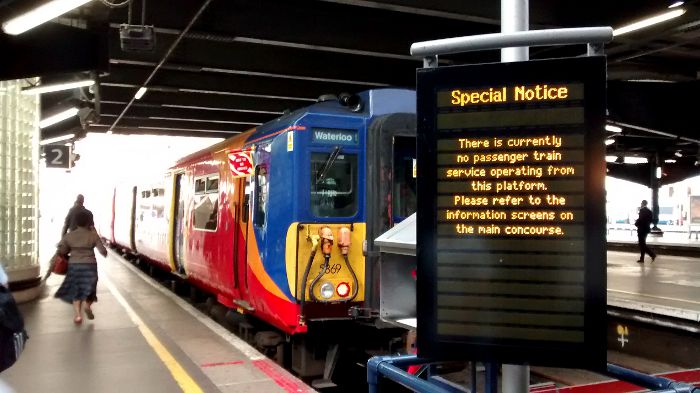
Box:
<box><xmin>61</xmin><ymin>194</ymin><xmax>94</xmax><ymax>236</ymax></box>
<box><xmin>635</xmin><ymin>199</ymin><xmax>656</xmax><ymax>263</ymax></box>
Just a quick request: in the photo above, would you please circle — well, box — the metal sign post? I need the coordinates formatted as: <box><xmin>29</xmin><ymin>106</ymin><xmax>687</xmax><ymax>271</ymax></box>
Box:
<box><xmin>501</xmin><ymin>1</ymin><xmax>529</xmax><ymax>391</ymax></box>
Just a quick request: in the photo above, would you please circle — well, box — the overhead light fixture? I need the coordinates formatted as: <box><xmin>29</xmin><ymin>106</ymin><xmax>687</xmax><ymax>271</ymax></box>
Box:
<box><xmin>21</xmin><ymin>79</ymin><xmax>94</xmax><ymax>95</ymax></box>
<box><xmin>613</xmin><ymin>8</ymin><xmax>686</xmax><ymax>36</ymax></box>
<box><xmin>605</xmin><ymin>138</ymin><xmax>615</xmax><ymax>146</ymax></box>
<box><xmin>668</xmin><ymin>1</ymin><xmax>684</xmax><ymax>8</ymax></box>
<box><xmin>2</xmin><ymin>0</ymin><xmax>94</xmax><ymax>36</ymax></box>
<box><xmin>39</xmin><ymin>107</ymin><xmax>79</xmax><ymax>128</ymax></box>
<box><xmin>135</xmin><ymin>87</ymin><xmax>147</xmax><ymax>99</ymax></box>
<box><xmin>665</xmin><ymin>159</ymin><xmax>676</xmax><ymax>163</ymax></box>
<box><xmin>605</xmin><ymin>124</ymin><xmax>622</xmax><ymax>133</ymax></box>
<box><xmin>624</xmin><ymin>156</ymin><xmax>649</xmax><ymax>164</ymax></box>
<box><xmin>607</xmin><ymin>155</ymin><xmax>649</xmax><ymax>164</ymax></box>
<box><xmin>674</xmin><ymin>151</ymin><xmax>683</xmax><ymax>157</ymax></box>
<box><xmin>39</xmin><ymin>133</ymin><xmax>75</xmax><ymax>145</ymax></box>
<box><xmin>656</xmin><ymin>166</ymin><xmax>662</xmax><ymax>179</ymax></box>
<box><xmin>626</xmin><ymin>79</ymin><xmax>676</xmax><ymax>83</ymax></box>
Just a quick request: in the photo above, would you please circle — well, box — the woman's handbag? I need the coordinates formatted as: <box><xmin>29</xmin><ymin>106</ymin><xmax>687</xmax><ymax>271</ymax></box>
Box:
<box><xmin>51</xmin><ymin>254</ymin><xmax>68</xmax><ymax>275</ymax></box>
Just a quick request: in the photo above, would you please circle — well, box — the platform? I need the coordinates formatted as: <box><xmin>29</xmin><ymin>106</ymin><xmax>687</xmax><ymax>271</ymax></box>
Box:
<box><xmin>607</xmin><ymin>251</ymin><xmax>700</xmax><ymax>323</ymax></box>
<box><xmin>1</xmin><ymin>251</ymin><xmax>313</xmax><ymax>393</ymax></box>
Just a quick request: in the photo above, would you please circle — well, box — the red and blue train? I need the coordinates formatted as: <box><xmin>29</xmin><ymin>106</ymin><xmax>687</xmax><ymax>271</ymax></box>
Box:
<box><xmin>98</xmin><ymin>88</ymin><xmax>417</xmax><ymax>379</ymax></box>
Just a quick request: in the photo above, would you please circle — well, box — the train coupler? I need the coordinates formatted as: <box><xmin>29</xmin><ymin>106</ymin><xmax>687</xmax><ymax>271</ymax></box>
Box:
<box><xmin>348</xmin><ymin>306</ymin><xmax>376</xmax><ymax>319</ymax></box>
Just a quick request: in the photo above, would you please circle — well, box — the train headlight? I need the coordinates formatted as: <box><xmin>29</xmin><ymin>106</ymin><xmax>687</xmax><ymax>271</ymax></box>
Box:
<box><xmin>320</xmin><ymin>283</ymin><xmax>334</xmax><ymax>299</ymax></box>
<box><xmin>336</xmin><ymin>282</ymin><xmax>350</xmax><ymax>298</ymax></box>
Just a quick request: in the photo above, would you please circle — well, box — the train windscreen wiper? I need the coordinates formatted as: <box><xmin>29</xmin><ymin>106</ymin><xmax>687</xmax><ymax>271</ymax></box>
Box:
<box><xmin>315</xmin><ymin>146</ymin><xmax>341</xmax><ymax>184</ymax></box>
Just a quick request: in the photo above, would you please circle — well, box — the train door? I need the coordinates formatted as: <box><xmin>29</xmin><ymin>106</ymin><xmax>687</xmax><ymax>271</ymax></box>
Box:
<box><xmin>391</xmin><ymin>136</ymin><xmax>417</xmax><ymax>225</ymax></box>
<box><xmin>233</xmin><ymin>176</ymin><xmax>250</xmax><ymax>297</ymax></box>
<box><xmin>129</xmin><ymin>186</ymin><xmax>137</xmax><ymax>251</ymax></box>
<box><xmin>172</xmin><ymin>173</ymin><xmax>186</xmax><ymax>274</ymax></box>
<box><xmin>364</xmin><ymin>113</ymin><xmax>416</xmax><ymax>310</ymax></box>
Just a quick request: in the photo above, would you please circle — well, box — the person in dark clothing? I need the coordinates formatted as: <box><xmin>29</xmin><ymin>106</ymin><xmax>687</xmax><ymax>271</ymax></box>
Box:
<box><xmin>61</xmin><ymin>194</ymin><xmax>94</xmax><ymax>236</ymax></box>
<box><xmin>634</xmin><ymin>199</ymin><xmax>656</xmax><ymax>263</ymax></box>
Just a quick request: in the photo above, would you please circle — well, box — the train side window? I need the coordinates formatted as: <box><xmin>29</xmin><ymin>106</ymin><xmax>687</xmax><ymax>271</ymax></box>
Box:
<box><xmin>194</xmin><ymin>175</ymin><xmax>219</xmax><ymax>231</ymax></box>
<box><xmin>242</xmin><ymin>194</ymin><xmax>250</xmax><ymax>223</ymax></box>
<box><xmin>206</xmin><ymin>177</ymin><xmax>219</xmax><ymax>193</ymax></box>
<box><xmin>242</xmin><ymin>177</ymin><xmax>252</xmax><ymax>223</ymax></box>
<box><xmin>254</xmin><ymin>166</ymin><xmax>269</xmax><ymax>227</ymax></box>
<box><xmin>195</xmin><ymin>178</ymin><xmax>206</xmax><ymax>194</ymax></box>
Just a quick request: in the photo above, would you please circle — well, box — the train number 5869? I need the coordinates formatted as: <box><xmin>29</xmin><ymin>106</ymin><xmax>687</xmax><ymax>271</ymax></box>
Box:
<box><xmin>319</xmin><ymin>264</ymin><xmax>342</xmax><ymax>275</ymax></box>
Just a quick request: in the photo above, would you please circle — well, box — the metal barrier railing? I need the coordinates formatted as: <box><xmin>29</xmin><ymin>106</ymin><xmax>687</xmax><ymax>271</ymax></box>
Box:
<box><xmin>367</xmin><ymin>355</ymin><xmax>700</xmax><ymax>393</ymax></box>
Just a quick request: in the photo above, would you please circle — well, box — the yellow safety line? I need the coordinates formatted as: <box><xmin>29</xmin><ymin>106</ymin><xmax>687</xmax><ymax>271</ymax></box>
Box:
<box><xmin>103</xmin><ymin>274</ymin><xmax>204</xmax><ymax>393</ymax></box>
<box><xmin>608</xmin><ymin>288</ymin><xmax>700</xmax><ymax>306</ymax></box>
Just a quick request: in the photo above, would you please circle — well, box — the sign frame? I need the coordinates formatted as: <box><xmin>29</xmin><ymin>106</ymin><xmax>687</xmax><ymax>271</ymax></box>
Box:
<box><xmin>43</xmin><ymin>145</ymin><xmax>72</xmax><ymax>168</ymax></box>
<box><xmin>416</xmin><ymin>56</ymin><xmax>607</xmax><ymax>369</ymax></box>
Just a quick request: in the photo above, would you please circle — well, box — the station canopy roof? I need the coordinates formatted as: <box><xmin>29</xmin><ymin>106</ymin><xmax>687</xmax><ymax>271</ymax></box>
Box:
<box><xmin>1</xmin><ymin>0</ymin><xmax>699</xmax><ymax>185</ymax></box>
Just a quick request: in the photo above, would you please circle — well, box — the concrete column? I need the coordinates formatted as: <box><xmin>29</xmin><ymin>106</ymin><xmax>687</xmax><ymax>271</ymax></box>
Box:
<box><xmin>650</xmin><ymin>155</ymin><xmax>662</xmax><ymax>236</ymax></box>
<box><xmin>0</xmin><ymin>79</ymin><xmax>41</xmax><ymax>302</ymax></box>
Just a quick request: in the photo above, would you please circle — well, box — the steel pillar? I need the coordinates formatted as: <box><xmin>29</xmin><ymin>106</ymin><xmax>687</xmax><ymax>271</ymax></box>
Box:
<box><xmin>501</xmin><ymin>1</ymin><xmax>531</xmax><ymax>390</ymax></box>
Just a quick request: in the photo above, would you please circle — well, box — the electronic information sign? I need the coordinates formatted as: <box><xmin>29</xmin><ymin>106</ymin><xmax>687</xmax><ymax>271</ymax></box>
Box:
<box><xmin>416</xmin><ymin>57</ymin><xmax>607</xmax><ymax>368</ymax></box>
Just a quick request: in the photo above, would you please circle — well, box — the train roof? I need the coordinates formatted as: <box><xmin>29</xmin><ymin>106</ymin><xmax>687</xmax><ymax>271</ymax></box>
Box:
<box><xmin>172</xmin><ymin>88</ymin><xmax>416</xmax><ymax>167</ymax></box>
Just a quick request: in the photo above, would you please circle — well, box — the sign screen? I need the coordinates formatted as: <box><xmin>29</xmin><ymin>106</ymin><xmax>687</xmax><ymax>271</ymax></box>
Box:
<box><xmin>43</xmin><ymin>145</ymin><xmax>71</xmax><ymax>168</ymax></box>
<box><xmin>311</xmin><ymin>128</ymin><xmax>358</xmax><ymax>145</ymax></box>
<box><xmin>416</xmin><ymin>57</ymin><xmax>607</xmax><ymax>368</ymax></box>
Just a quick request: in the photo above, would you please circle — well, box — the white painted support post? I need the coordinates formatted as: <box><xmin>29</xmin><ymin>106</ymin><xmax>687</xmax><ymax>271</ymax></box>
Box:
<box><xmin>501</xmin><ymin>0</ymin><xmax>531</xmax><ymax>392</ymax></box>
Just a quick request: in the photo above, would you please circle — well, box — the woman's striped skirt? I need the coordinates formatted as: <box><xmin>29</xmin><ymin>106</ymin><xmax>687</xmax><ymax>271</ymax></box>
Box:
<box><xmin>54</xmin><ymin>263</ymin><xmax>98</xmax><ymax>303</ymax></box>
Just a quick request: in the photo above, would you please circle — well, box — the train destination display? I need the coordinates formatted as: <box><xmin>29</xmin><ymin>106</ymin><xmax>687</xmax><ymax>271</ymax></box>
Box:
<box><xmin>416</xmin><ymin>57</ymin><xmax>607</xmax><ymax>368</ymax></box>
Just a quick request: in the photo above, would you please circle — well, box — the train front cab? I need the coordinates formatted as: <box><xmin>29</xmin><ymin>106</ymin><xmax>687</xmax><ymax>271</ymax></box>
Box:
<box><xmin>278</xmin><ymin>90</ymin><xmax>417</xmax><ymax>378</ymax></box>
<box><xmin>282</xmin><ymin>91</ymin><xmax>418</xmax><ymax>322</ymax></box>
<box><xmin>282</xmin><ymin>113</ymin><xmax>367</xmax><ymax>326</ymax></box>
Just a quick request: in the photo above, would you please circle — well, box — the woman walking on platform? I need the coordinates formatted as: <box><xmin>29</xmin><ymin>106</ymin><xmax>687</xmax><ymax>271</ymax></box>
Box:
<box><xmin>53</xmin><ymin>210</ymin><xmax>107</xmax><ymax>324</ymax></box>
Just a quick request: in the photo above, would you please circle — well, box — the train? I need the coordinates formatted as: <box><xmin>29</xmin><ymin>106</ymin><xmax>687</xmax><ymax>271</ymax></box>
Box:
<box><xmin>97</xmin><ymin>88</ymin><xmax>418</xmax><ymax>382</ymax></box>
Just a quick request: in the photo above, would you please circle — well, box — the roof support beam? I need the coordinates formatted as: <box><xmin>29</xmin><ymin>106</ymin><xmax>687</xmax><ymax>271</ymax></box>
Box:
<box><xmin>0</xmin><ymin>23</ymin><xmax>107</xmax><ymax>80</ymax></box>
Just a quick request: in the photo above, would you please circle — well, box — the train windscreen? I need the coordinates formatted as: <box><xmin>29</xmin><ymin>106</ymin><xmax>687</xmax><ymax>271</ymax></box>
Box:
<box><xmin>310</xmin><ymin>152</ymin><xmax>358</xmax><ymax>217</ymax></box>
